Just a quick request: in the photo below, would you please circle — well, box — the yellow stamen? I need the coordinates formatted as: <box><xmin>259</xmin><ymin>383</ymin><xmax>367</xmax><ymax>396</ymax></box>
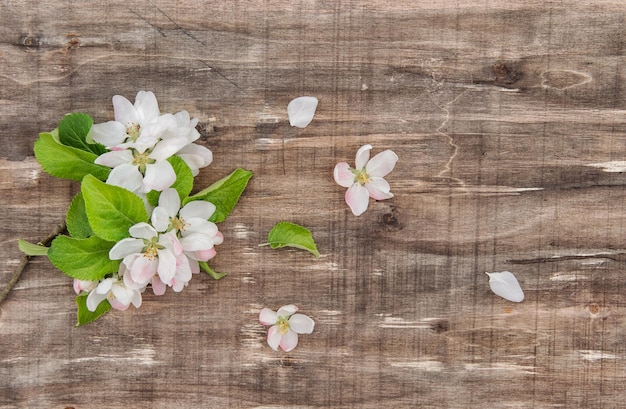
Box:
<box><xmin>126</xmin><ymin>123</ymin><xmax>140</xmax><ymax>141</ymax></box>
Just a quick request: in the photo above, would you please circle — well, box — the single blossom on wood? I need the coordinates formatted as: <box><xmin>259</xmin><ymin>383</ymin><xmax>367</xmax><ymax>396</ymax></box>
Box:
<box><xmin>259</xmin><ymin>304</ymin><xmax>315</xmax><ymax>352</ymax></box>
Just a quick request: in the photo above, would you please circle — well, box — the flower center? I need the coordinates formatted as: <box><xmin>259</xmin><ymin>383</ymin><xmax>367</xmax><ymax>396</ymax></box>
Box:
<box><xmin>143</xmin><ymin>237</ymin><xmax>163</xmax><ymax>260</ymax></box>
<box><xmin>132</xmin><ymin>150</ymin><xmax>155</xmax><ymax>173</ymax></box>
<box><xmin>357</xmin><ymin>170</ymin><xmax>370</xmax><ymax>186</ymax></box>
<box><xmin>171</xmin><ymin>216</ymin><xmax>186</xmax><ymax>232</ymax></box>
<box><xmin>276</xmin><ymin>316</ymin><xmax>290</xmax><ymax>335</ymax></box>
<box><xmin>126</xmin><ymin>123</ymin><xmax>140</xmax><ymax>141</ymax></box>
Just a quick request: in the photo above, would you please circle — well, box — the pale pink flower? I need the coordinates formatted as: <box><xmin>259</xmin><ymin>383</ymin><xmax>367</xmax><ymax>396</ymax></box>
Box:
<box><xmin>333</xmin><ymin>144</ymin><xmax>398</xmax><ymax>216</ymax></box>
<box><xmin>85</xmin><ymin>276</ymin><xmax>142</xmax><ymax>312</ymax></box>
<box><xmin>259</xmin><ymin>305</ymin><xmax>315</xmax><ymax>352</ymax></box>
<box><xmin>73</xmin><ymin>279</ymin><xmax>98</xmax><ymax>294</ymax></box>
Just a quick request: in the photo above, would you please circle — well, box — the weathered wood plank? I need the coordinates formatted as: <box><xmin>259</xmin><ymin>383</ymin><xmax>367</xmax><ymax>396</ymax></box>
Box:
<box><xmin>1</xmin><ymin>0</ymin><xmax>625</xmax><ymax>408</ymax></box>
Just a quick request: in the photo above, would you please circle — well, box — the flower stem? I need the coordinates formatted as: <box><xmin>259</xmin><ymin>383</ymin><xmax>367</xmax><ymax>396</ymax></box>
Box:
<box><xmin>0</xmin><ymin>223</ymin><xmax>66</xmax><ymax>305</ymax></box>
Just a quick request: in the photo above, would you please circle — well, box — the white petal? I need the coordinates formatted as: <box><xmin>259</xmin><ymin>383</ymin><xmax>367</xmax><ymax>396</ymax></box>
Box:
<box><xmin>90</xmin><ymin>121</ymin><xmax>128</xmax><ymax>147</ymax></box>
<box><xmin>279</xmin><ymin>329</ymin><xmax>299</xmax><ymax>352</ymax></box>
<box><xmin>287</xmin><ymin>96</ymin><xmax>318</xmax><ymax>128</ymax></box>
<box><xmin>180</xmin><ymin>200</ymin><xmax>215</xmax><ymax>221</ymax></box>
<box><xmin>179</xmin><ymin>233</ymin><xmax>214</xmax><ymax>252</ymax></box>
<box><xmin>365</xmin><ymin>149</ymin><xmax>398</xmax><ymax>178</ymax></box>
<box><xmin>289</xmin><ymin>313</ymin><xmax>315</xmax><ymax>334</ymax></box>
<box><xmin>129</xmin><ymin>222</ymin><xmax>157</xmax><ymax>240</ymax></box>
<box><xmin>184</xmin><ymin>219</ymin><xmax>218</xmax><ymax>236</ymax></box>
<box><xmin>365</xmin><ymin>177</ymin><xmax>393</xmax><ymax>200</ymax></box>
<box><xmin>106</xmin><ymin>164</ymin><xmax>143</xmax><ymax>193</ymax></box>
<box><xmin>157</xmin><ymin>248</ymin><xmax>177</xmax><ymax>284</ymax></box>
<box><xmin>94</xmin><ymin>150</ymin><xmax>134</xmax><ymax>168</ymax></box>
<box><xmin>86</xmin><ymin>290</ymin><xmax>107</xmax><ymax>312</ymax></box>
<box><xmin>486</xmin><ymin>271</ymin><xmax>525</xmax><ymax>302</ymax></box>
<box><xmin>177</xmin><ymin>144</ymin><xmax>213</xmax><ymax>176</ymax></box>
<box><xmin>259</xmin><ymin>308</ymin><xmax>278</xmax><ymax>325</ymax></box>
<box><xmin>158</xmin><ymin>188</ymin><xmax>181</xmax><ymax>217</ymax></box>
<box><xmin>143</xmin><ymin>161</ymin><xmax>176</xmax><ymax>192</ymax></box>
<box><xmin>109</xmin><ymin>238</ymin><xmax>144</xmax><ymax>260</ymax></box>
<box><xmin>149</xmin><ymin>136</ymin><xmax>190</xmax><ymax>162</ymax></box>
<box><xmin>345</xmin><ymin>183</ymin><xmax>370</xmax><ymax>216</ymax></box>
<box><xmin>151</xmin><ymin>206</ymin><xmax>171</xmax><ymax>233</ymax></box>
<box><xmin>134</xmin><ymin>91</ymin><xmax>160</xmax><ymax>125</ymax></box>
<box><xmin>333</xmin><ymin>162</ymin><xmax>355</xmax><ymax>188</ymax></box>
<box><xmin>355</xmin><ymin>144</ymin><xmax>372</xmax><ymax>170</ymax></box>
<box><xmin>276</xmin><ymin>304</ymin><xmax>298</xmax><ymax>318</ymax></box>
<box><xmin>267</xmin><ymin>325</ymin><xmax>282</xmax><ymax>351</ymax></box>
<box><xmin>130</xmin><ymin>255</ymin><xmax>158</xmax><ymax>285</ymax></box>
<box><xmin>112</xmin><ymin>95</ymin><xmax>138</xmax><ymax>126</ymax></box>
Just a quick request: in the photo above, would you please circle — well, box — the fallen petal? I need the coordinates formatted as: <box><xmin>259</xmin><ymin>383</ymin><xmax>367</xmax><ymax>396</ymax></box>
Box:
<box><xmin>289</xmin><ymin>313</ymin><xmax>315</xmax><ymax>334</ymax></box>
<box><xmin>486</xmin><ymin>271</ymin><xmax>525</xmax><ymax>302</ymax></box>
<box><xmin>287</xmin><ymin>96</ymin><xmax>318</xmax><ymax>128</ymax></box>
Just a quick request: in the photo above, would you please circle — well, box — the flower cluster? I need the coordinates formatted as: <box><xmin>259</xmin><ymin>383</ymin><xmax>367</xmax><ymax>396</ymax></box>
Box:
<box><xmin>91</xmin><ymin>91</ymin><xmax>212</xmax><ymax>195</ymax></box>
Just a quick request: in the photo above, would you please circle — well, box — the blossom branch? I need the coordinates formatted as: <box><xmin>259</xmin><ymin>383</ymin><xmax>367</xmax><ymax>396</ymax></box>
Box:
<box><xmin>0</xmin><ymin>223</ymin><xmax>66</xmax><ymax>305</ymax></box>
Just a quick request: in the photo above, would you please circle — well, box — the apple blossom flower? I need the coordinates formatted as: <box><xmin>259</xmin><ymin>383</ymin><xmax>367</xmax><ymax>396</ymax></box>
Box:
<box><xmin>151</xmin><ymin>188</ymin><xmax>223</xmax><ymax>262</ymax></box>
<box><xmin>85</xmin><ymin>276</ymin><xmax>142</xmax><ymax>312</ymax></box>
<box><xmin>333</xmin><ymin>144</ymin><xmax>398</xmax><ymax>216</ymax></box>
<box><xmin>73</xmin><ymin>279</ymin><xmax>98</xmax><ymax>295</ymax></box>
<box><xmin>259</xmin><ymin>305</ymin><xmax>315</xmax><ymax>352</ymax></box>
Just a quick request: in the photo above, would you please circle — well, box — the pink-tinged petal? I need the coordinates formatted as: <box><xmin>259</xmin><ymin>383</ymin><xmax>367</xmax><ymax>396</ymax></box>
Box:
<box><xmin>158</xmin><ymin>188</ymin><xmax>181</xmax><ymax>217</ymax></box>
<box><xmin>188</xmin><ymin>257</ymin><xmax>200</xmax><ymax>274</ymax></box>
<box><xmin>179</xmin><ymin>233</ymin><xmax>214</xmax><ymax>252</ymax></box>
<box><xmin>143</xmin><ymin>161</ymin><xmax>176</xmax><ymax>192</ymax></box>
<box><xmin>156</xmin><ymin>248</ymin><xmax>177</xmax><ymax>284</ymax></box>
<box><xmin>364</xmin><ymin>177</ymin><xmax>394</xmax><ymax>200</ymax></box>
<box><xmin>151</xmin><ymin>206</ymin><xmax>171</xmax><ymax>233</ymax></box>
<box><xmin>129</xmin><ymin>222</ymin><xmax>157</xmax><ymax>240</ymax></box>
<box><xmin>106</xmin><ymin>164</ymin><xmax>143</xmax><ymax>193</ymax></box>
<box><xmin>112</xmin><ymin>95</ymin><xmax>138</xmax><ymax>126</ymax></box>
<box><xmin>73</xmin><ymin>279</ymin><xmax>97</xmax><ymax>294</ymax></box>
<box><xmin>279</xmin><ymin>329</ymin><xmax>299</xmax><ymax>352</ymax></box>
<box><xmin>213</xmin><ymin>231</ymin><xmax>224</xmax><ymax>246</ymax></box>
<box><xmin>277</xmin><ymin>304</ymin><xmax>298</xmax><ymax>318</ymax></box>
<box><xmin>109</xmin><ymin>297</ymin><xmax>129</xmax><ymax>311</ymax></box>
<box><xmin>333</xmin><ymin>162</ymin><xmax>355</xmax><ymax>188</ymax></box>
<box><xmin>180</xmin><ymin>200</ymin><xmax>215</xmax><ymax>221</ymax></box>
<box><xmin>175</xmin><ymin>254</ymin><xmax>193</xmax><ymax>282</ymax></box>
<box><xmin>345</xmin><ymin>183</ymin><xmax>370</xmax><ymax>216</ymax></box>
<box><xmin>133</xmin><ymin>91</ymin><xmax>160</xmax><ymax>125</ymax></box>
<box><xmin>289</xmin><ymin>313</ymin><xmax>315</xmax><ymax>334</ymax></box>
<box><xmin>259</xmin><ymin>308</ymin><xmax>278</xmax><ymax>325</ymax></box>
<box><xmin>123</xmin><ymin>266</ymin><xmax>148</xmax><ymax>291</ymax></box>
<box><xmin>365</xmin><ymin>149</ymin><xmax>398</xmax><ymax>177</ymax></box>
<box><xmin>109</xmin><ymin>238</ymin><xmax>144</xmax><ymax>260</ymax></box>
<box><xmin>91</xmin><ymin>121</ymin><xmax>128</xmax><ymax>147</ymax></box>
<box><xmin>94</xmin><ymin>150</ymin><xmax>133</xmax><ymax>168</ymax></box>
<box><xmin>86</xmin><ymin>290</ymin><xmax>108</xmax><ymax>312</ymax></box>
<box><xmin>130</xmin><ymin>290</ymin><xmax>142</xmax><ymax>308</ymax></box>
<box><xmin>177</xmin><ymin>144</ymin><xmax>213</xmax><ymax>176</ymax></box>
<box><xmin>159</xmin><ymin>231</ymin><xmax>183</xmax><ymax>255</ymax></box>
<box><xmin>355</xmin><ymin>144</ymin><xmax>372</xmax><ymax>169</ymax></box>
<box><xmin>110</xmin><ymin>283</ymin><xmax>133</xmax><ymax>306</ymax></box>
<box><xmin>130</xmin><ymin>256</ymin><xmax>158</xmax><ymax>285</ymax></box>
<box><xmin>267</xmin><ymin>325</ymin><xmax>282</xmax><ymax>351</ymax></box>
<box><xmin>170</xmin><ymin>278</ymin><xmax>188</xmax><ymax>292</ymax></box>
<box><xmin>151</xmin><ymin>276</ymin><xmax>167</xmax><ymax>296</ymax></box>
<box><xmin>188</xmin><ymin>247</ymin><xmax>217</xmax><ymax>262</ymax></box>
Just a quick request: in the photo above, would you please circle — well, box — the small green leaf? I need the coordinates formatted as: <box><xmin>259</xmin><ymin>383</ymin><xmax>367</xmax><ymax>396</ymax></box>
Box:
<box><xmin>18</xmin><ymin>239</ymin><xmax>49</xmax><ymax>256</ymax></box>
<box><xmin>66</xmin><ymin>192</ymin><xmax>93</xmax><ymax>239</ymax></box>
<box><xmin>34</xmin><ymin>133</ymin><xmax>111</xmax><ymax>182</ymax></box>
<box><xmin>146</xmin><ymin>156</ymin><xmax>194</xmax><ymax>206</ymax></box>
<box><xmin>75</xmin><ymin>293</ymin><xmax>111</xmax><ymax>326</ymax></box>
<box><xmin>58</xmin><ymin>112</ymin><xmax>106</xmax><ymax>155</ymax></box>
<box><xmin>82</xmin><ymin>175</ymin><xmax>149</xmax><ymax>242</ymax></box>
<box><xmin>199</xmin><ymin>261</ymin><xmax>227</xmax><ymax>280</ymax></box>
<box><xmin>48</xmin><ymin>235</ymin><xmax>120</xmax><ymax>281</ymax></box>
<box><xmin>264</xmin><ymin>221</ymin><xmax>320</xmax><ymax>257</ymax></box>
<box><xmin>184</xmin><ymin>168</ymin><xmax>253</xmax><ymax>223</ymax></box>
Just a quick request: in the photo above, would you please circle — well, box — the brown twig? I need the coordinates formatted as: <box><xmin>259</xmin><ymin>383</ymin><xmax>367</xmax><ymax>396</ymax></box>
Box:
<box><xmin>0</xmin><ymin>223</ymin><xmax>66</xmax><ymax>305</ymax></box>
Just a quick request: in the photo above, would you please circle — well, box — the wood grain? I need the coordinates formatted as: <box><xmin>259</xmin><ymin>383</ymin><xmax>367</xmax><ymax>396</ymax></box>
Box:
<box><xmin>1</xmin><ymin>1</ymin><xmax>625</xmax><ymax>407</ymax></box>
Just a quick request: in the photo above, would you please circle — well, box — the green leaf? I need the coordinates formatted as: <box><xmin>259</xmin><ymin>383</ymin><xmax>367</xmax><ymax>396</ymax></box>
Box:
<box><xmin>66</xmin><ymin>192</ymin><xmax>93</xmax><ymax>239</ymax></box>
<box><xmin>34</xmin><ymin>133</ymin><xmax>111</xmax><ymax>182</ymax></box>
<box><xmin>146</xmin><ymin>156</ymin><xmax>194</xmax><ymax>206</ymax></box>
<box><xmin>18</xmin><ymin>239</ymin><xmax>49</xmax><ymax>256</ymax></box>
<box><xmin>184</xmin><ymin>168</ymin><xmax>253</xmax><ymax>223</ymax></box>
<box><xmin>263</xmin><ymin>221</ymin><xmax>320</xmax><ymax>257</ymax></box>
<box><xmin>75</xmin><ymin>293</ymin><xmax>111</xmax><ymax>326</ymax></box>
<box><xmin>48</xmin><ymin>235</ymin><xmax>120</xmax><ymax>281</ymax></box>
<box><xmin>82</xmin><ymin>174</ymin><xmax>149</xmax><ymax>242</ymax></box>
<box><xmin>199</xmin><ymin>261</ymin><xmax>227</xmax><ymax>280</ymax></box>
<box><xmin>58</xmin><ymin>112</ymin><xmax>106</xmax><ymax>155</ymax></box>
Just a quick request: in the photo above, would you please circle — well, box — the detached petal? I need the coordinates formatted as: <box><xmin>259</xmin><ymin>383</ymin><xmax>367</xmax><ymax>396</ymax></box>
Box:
<box><xmin>143</xmin><ymin>160</ymin><xmax>176</xmax><ymax>192</ymax></box>
<box><xmin>289</xmin><ymin>313</ymin><xmax>315</xmax><ymax>334</ymax></box>
<box><xmin>287</xmin><ymin>96</ymin><xmax>318</xmax><ymax>128</ymax></box>
<box><xmin>365</xmin><ymin>177</ymin><xmax>394</xmax><ymax>200</ymax></box>
<box><xmin>355</xmin><ymin>144</ymin><xmax>372</xmax><ymax>169</ymax></box>
<box><xmin>279</xmin><ymin>329</ymin><xmax>299</xmax><ymax>352</ymax></box>
<box><xmin>333</xmin><ymin>162</ymin><xmax>355</xmax><ymax>188</ymax></box>
<box><xmin>365</xmin><ymin>149</ymin><xmax>398</xmax><ymax>178</ymax></box>
<box><xmin>259</xmin><ymin>308</ymin><xmax>278</xmax><ymax>325</ymax></box>
<box><xmin>345</xmin><ymin>183</ymin><xmax>370</xmax><ymax>216</ymax></box>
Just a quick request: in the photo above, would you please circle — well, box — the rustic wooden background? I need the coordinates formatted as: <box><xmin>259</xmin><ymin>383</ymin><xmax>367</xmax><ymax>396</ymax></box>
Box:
<box><xmin>1</xmin><ymin>0</ymin><xmax>625</xmax><ymax>407</ymax></box>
